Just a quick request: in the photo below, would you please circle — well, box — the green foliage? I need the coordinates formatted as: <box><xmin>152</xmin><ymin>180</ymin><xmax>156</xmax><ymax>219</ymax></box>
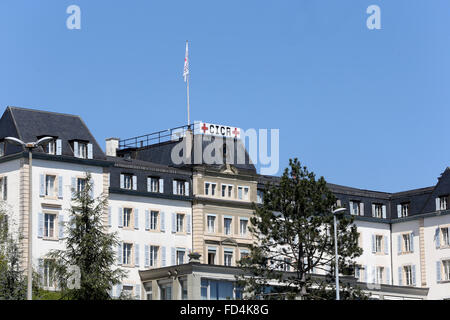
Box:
<box><xmin>46</xmin><ymin>172</ymin><xmax>126</xmax><ymax>300</ymax></box>
<box><xmin>236</xmin><ymin>158</ymin><xmax>367</xmax><ymax>300</ymax></box>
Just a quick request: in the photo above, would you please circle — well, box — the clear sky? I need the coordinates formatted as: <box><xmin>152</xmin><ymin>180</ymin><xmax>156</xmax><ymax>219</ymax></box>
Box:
<box><xmin>0</xmin><ymin>1</ymin><xmax>448</xmax><ymax>192</ymax></box>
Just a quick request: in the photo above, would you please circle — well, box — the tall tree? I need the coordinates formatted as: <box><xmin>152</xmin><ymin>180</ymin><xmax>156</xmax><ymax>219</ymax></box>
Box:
<box><xmin>237</xmin><ymin>159</ymin><xmax>367</xmax><ymax>300</ymax></box>
<box><xmin>47</xmin><ymin>173</ymin><xmax>126</xmax><ymax>300</ymax></box>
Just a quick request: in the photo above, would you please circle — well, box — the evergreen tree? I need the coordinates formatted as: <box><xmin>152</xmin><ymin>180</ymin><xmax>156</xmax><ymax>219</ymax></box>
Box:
<box><xmin>47</xmin><ymin>172</ymin><xmax>126</xmax><ymax>300</ymax></box>
<box><xmin>237</xmin><ymin>159</ymin><xmax>367</xmax><ymax>300</ymax></box>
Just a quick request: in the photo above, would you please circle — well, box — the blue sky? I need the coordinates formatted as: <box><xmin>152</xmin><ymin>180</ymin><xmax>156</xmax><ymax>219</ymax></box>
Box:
<box><xmin>0</xmin><ymin>1</ymin><xmax>448</xmax><ymax>192</ymax></box>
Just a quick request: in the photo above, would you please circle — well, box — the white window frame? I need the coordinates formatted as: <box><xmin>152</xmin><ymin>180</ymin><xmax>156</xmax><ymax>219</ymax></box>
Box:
<box><xmin>240</xmin><ymin>218</ymin><xmax>248</xmax><ymax>236</ymax></box>
<box><xmin>223</xmin><ymin>217</ymin><xmax>232</xmax><ymax>235</ymax></box>
<box><xmin>123</xmin><ymin>174</ymin><xmax>133</xmax><ymax>190</ymax></box>
<box><xmin>404</xmin><ymin>265</ymin><xmax>413</xmax><ymax>286</ymax></box>
<box><xmin>77</xmin><ymin>177</ymin><xmax>87</xmax><ymax>193</ymax></box>
<box><xmin>176</xmin><ymin>249</ymin><xmax>185</xmax><ymax>265</ymax></box>
<box><xmin>224</xmin><ymin>250</ymin><xmax>233</xmax><ymax>266</ymax></box>
<box><xmin>221</xmin><ymin>184</ymin><xmax>233</xmax><ymax>198</ymax></box>
<box><xmin>176</xmin><ymin>213</ymin><xmax>185</xmax><ymax>233</ymax></box>
<box><xmin>44</xmin><ymin>213</ymin><xmax>57</xmax><ymax>239</ymax></box>
<box><xmin>403</xmin><ymin>233</ymin><xmax>411</xmax><ymax>252</ymax></box>
<box><xmin>149</xmin><ymin>245</ymin><xmax>159</xmax><ymax>267</ymax></box>
<box><xmin>123</xmin><ymin>208</ymin><xmax>133</xmax><ymax>229</ymax></box>
<box><xmin>45</xmin><ymin>174</ymin><xmax>56</xmax><ymax>197</ymax></box>
<box><xmin>441</xmin><ymin>227</ymin><xmax>450</xmax><ymax>247</ymax></box>
<box><xmin>207</xmin><ymin>215</ymin><xmax>216</xmax><ymax>233</ymax></box>
<box><xmin>238</xmin><ymin>186</ymin><xmax>249</xmax><ymax>200</ymax></box>
<box><xmin>149</xmin><ymin>177</ymin><xmax>159</xmax><ymax>193</ymax></box>
<box><xmin>376</xmin><ymin>266</ymin><xmax>384</xmax><ymax>284</ymax></box>
<box><xmin>401</xmin><ymin>203</ymin><xmax>409</xmax><ymax>217</ymax></box>
<box><xmin>443</xmin><ymin>260</ymin><xmax>450</xmax><ymax>281</ymax></box>
<box><xmin>375</xmin><ymin>235</ymin><xmax>383</xmax><ymax>253</ymax></box>
<box><xmin>374</xmin><ymin>204</ymin><xmax>383</xmax><ymax>218</ymax></box>
<box><xmin>122</xmin><ymin>242</ymin><xmax>133</xmax><ymax>266</ymax></box>
<box><xmin>440</xmin><ymin>196</ymin><xmax>449</xmax><ymax>211</ymax></box>
<box><xmin>150</xmin><ymin>211</ymin><xmax>158</xmax><ymax>231</ymax></box>
<box><xmin>43</xmin><ymin>259</ymin><xmax>56</xmax><ymax>289</ymax></box>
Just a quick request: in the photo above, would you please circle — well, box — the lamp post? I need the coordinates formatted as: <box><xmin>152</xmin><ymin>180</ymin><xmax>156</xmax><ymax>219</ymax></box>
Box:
<box><xmin>332</xmin><ymin>207</ymin><xmax>347</xmax><ymax>301</ymax></box>
<box><xmin>4</xmin><ymin>136</ymin><xmax>53</xmax><ymax>300</ymax></box>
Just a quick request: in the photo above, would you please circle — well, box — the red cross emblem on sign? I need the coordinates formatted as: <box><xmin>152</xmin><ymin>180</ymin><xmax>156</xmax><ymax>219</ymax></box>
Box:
<box><xmin>201</xmin><ymin>123</ymin><xmax>208</xmax><ymax>133</ymax></box>
<box><xmin>232</xmin><ymin>128</ymin><xmax>240</xmax><ymax>137</ymax></box>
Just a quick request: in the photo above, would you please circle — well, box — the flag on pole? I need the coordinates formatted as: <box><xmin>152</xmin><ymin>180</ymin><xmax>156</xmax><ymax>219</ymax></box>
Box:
<box><xmin>183</xmin><ymin>41</ymin><xmax>189</xmax><ymax>82</ymax></box>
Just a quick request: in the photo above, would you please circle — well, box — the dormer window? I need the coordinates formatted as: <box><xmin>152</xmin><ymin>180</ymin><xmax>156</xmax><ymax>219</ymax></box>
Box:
<box><xmin>44</xmin><ymin>140</ymin><xmax>56</xmax><ymax>155</ymax></box>
<box><xmin>437</xmin><ymin>196</ymin><xmax>449</xmax><ymax>211</ymax></box>
<box><xmin>73</xmin><ymin>141</ymin><xmax>93</xmax><ymax>159</ymax></box>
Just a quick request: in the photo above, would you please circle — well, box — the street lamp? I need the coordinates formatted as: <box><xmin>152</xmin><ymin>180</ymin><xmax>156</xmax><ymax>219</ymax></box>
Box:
<box><xmin>332</xmin><ymin>207</ymin><xmax>346</xmax><ymax>301</ymax></box>
<box><xmin>4</xmin><ymin>136</ymin><xmax>53</xmax><ymax>300</ymax></box>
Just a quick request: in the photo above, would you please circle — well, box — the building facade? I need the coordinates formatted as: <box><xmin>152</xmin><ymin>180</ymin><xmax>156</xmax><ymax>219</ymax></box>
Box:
<box><xmin>0</xmin><ymin>106</ymin><xmax>449</xmax><ymax>300</ymax></box>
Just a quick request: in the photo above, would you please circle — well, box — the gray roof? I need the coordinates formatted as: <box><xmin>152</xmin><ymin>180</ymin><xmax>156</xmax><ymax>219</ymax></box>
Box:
<box><xmin>0</xmin><ymin>106</ymin><xmax>105</xmax><ymax>159</ymax></box>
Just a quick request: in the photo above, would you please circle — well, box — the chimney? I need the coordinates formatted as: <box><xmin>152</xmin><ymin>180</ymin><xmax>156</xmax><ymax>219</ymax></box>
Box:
<box><xmin>105</xmin><ymin>138</ymin><xmax>119</xmax><ymax>157</ymax></box>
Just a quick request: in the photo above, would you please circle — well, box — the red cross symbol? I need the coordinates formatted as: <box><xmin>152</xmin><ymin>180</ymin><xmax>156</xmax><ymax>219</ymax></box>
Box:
<box><xmin>232</xmin><ymin>128</ymin><xmax>240</xmax><ymax>137</ymax></box>
<box><xmin>201</xmin><ymin>123</ymin><xmax>208</xmax><ymax>133</ymax></box>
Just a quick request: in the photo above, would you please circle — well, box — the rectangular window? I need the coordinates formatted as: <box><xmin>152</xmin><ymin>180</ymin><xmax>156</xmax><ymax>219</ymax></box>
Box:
<box><xmin>44</xmin><ymin>213</ymin><xmax>56</xmax><ymax>238</ymax></box>
<box><xmin>44</xmin><ymin>140</ymin><xmax>56</xmax><ymax>155</ymax></box>
<box><xmin>175</xmin><ymin>180</ymin><xmax>185</xmax><ymax>195</ymax></box>
<box><xmin>45</xmin><ymin>175</ymin><xmax>56</xmax><ymax>197</ymax></box>
<box><xmin>401</xmin><ymin>203</ymin><xmax>409</xmax><ymax>217</ymax></box>
<box><xmin>240</xmin><ymin>219</ymin><xmax>248</xmax><ymax>236</ymax></box>
<box><xmin>282</xmin><ymin>258</ymin><xmax>291</xmax><ymax>272</ymax></box>
<box><xmin>224</xmin><ymin>250</ymin><xmax>233</xmax><ymax>266</ymax></box>
<box><xmin>149</xmin><ymin>177</ymin><xmax>159</xmax><ymax>193</ymax></box>
<box><xmin>351</xmin><ymin>201</ymin><xmax>360</xmax><ymax>215</ymax></box>
<box><xmin>208</xmin><ymin>249</ymin><xmax>216</xmax><ymax>265</ymax></box>
<box><xmin>149</xmin><ymin>246</ymin><xmax>158</xmax><ymax>267</ymax></box>
<box><xmin>150</xmin><ymin>211</ymin><xmax>158</xmax><ymax>230</ymax></box>
<box><xmin>176</xmin><ymin>214</ymin><xmax>184</xmax><ymax>233</ymax></box>
<box><xmin>403</xmin><ymin>234</ymin><xmax>411</xmax><ymax>252</ymax></box>
<box><xmin>179</xmin><ymin>278</ymin><xmax>188</xmax><ymax>300</ymax></box>
<box><xmin>123</xmin><ymin>243</ymin><xmax>133</xmax><ymax>265</ymax></box>
<box><xmin>176</xmin><ymin>249</ymin><xmax>185</xmax><ymax>265</ymax></box>
<box><xmin>376</xmin><ymin>266</ymin><xmax>384</xmax><ymax>284</ymax></box>
<box><xmin>443</xmin><ymin>260</ymin><xmax>450</xmax><ymax>281</ymax></box>
<box><xmin>440</xmin><ymin>196</ymin><xmax>449</xmax><ymax>210</ymax></box>
<box><xmin>257</xmin><ymin>189</ymin><xmax>264</xmax><ymax>204</ymax></box>
<box><xmin>122</xmin><ymin>285</ymin><xmax>134</xmax><ymax>298</ymax></box>
<box><xmin>123</xmin><ymin>208</ymin><xmax>132</xmax><ymax>228</ymax></box>
<box><xmin>374</xmin><ymin>204</ymin><xmax>383</xmax><ymax>218</ymax></box>
<box><xmin>224</xmin><ymin>218</ymin><xmax>232</xmax><ymax>235</ymax></box>
<box><xmin>201</xmin><ymin>279</ymin><xmax>208</xmax><ymax>300</ymax></box>
<box><xmin>0</xmin><ymin>142</ymin><xmax>4</xmax><ymax>157</ymax></box>
<box><xmin>159</xmin><ymin>282</ymin><xmax>172</xmax><ymax>300</ymax></box>
<box><xmin>355</xmin><ymin>265</ymin><xmax>362</xmax><ymax>281</ymax></box>
<box><xmin>207</xmin><ymin>216</ymin><xmax>216</xmax><ymax>233</ymax></box>
<box><xmin>238</xmin><ymin>186</ymin><xmax>249</xmax><ymax>200</ymax></box>
<box><xmin>77</xmin><ymin>178</ymin><xmax>86</xmax><ymax>193</ymax></box>
<box><xmin>0</xmin><ymin>177</ymin><xmax>4</xmax><ymax>200</ymax></box>
<box><xmin>442</xmin><ymin>227</ymin><xmax>450</xmax><ymax>247</ymax></box>
<box><xmin>375</xmin><ymin>235</ymin><xmax>383</xmax><ymax>253</ymax></box>
<box><xmin>123</xmin><ymin>174</ymin><xmax>133</xmax><ymax>190</ymax></box>
<box><xmin>43</xmin><ymin>259</ymin><xmax>56</xmax><ymax>288</ymax></box>
<box><xmin>221</xmin><ymin>184</ymin><xmax>233</xmax><ymax>198</ymax></box>
<box><xmin>76</xmin><ymin>142</ymin><xmax>88</xmax><ymax>159</ymax></box>
<box><xmin>404</xmin><ymin>265</ymin><xmax>413</xmax><ymax>286</ymax></box>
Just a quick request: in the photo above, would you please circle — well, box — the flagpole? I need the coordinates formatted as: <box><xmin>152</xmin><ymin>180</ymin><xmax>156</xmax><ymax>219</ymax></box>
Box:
<box><xmin>187</xmin><ymin>69</ymin><xmax>190</xmax><ymax>127</ymax></box>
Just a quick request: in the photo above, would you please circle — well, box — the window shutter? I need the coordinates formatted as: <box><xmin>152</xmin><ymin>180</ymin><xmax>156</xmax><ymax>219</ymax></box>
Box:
<box><xmin>160</xmin><ymin>212</ymin><xmax>165</xmax><ymax>232</ymax></box>
<box><xmin>171</xmin><ymin>247</ymin><xmax>176</xmax><ymax>265</ymax></box>
<box><xmin>371</xmin><ymin>266</ymin><xmax>375</xmax><ymax>284</ymax></box>
<box><xmin>118</xmin><ymin>208</ymin><xmax>123</xmax><ymax>228</ymax></box>
<box><xmin>58</xmin><ymin>214</ymin><xmax>64</xmax><ymax>239</ymax></box>
<box><xmin>173</xmin><ymin>181</ymin><xmax>177</xmax><ymax>195</ymax></box>
<box><xmin>120</xmin><ymin>174</ymin><xmax>124</xmax><ymax>189</ymax></box>
<box><xmin>134</xmin><ymin>209</ymin><xmax>139</xmax><ymax>230</ymax></box>
<box><xmin>371</xmin><ymin>204</ymin><xmax>376</xmax><ymax>217</ymax></box>
<box><xmin>58</xmin><ymin>176</ymin><xmax>63</xmax><ymax>199</ymax></box>
<box><xmin>184</xmin><ymin>181</ymin><xmax>189</xmax><ymax>196</ymax></box>
<box><xmin>71</xmin><ymin>177</ymin><xmax>76</xmax><ymax>195</ymax></box>
<box><xmin>132</xmin><ymin>175</ymin><xmax>137</xmax><ymax>191</ymax></box>
<box><xmin>186</xmin><ymin>214</ymin><xmax>191</xmax><ymax>234</ymax></box>
<box><xmin>398</xmin><ymin>267</ymin><xmax>403</xmax><ymax>286</ymax></box>
<box><xmin>412</xmin><ymin>265</ymin><xmax>416</xmax><ymax>286</ymax></box>
<box><xmin>382</xmin><ymin>205</ymin><xmax>386</xmax><ymax>219</ymax></box>
<box><xmin>135</xmin><ymin>243</ymin><xmax>140</xmax><ymax>267</ymax></box>
<box><xmin>108</xmin><ymin>206</ymin><xmax>112</xmax><ymax>227</ymax></box>
<box><xmin>159</xmin><ymin>178</ymin><xmax>164</xmax><ymax>193</ymax></box>
<box><xmin>172</xmin><ymin>213</ymin><xmax>176</xmax><ymax>233</ymax></box>
<box><xmin>360</xmin><ymin>202</ymin><xmax>364</xmax><ymax>216</ymax></box>
<box><xmin>135</xmin><ymin>284</ymin><xmax>141</xmax><ymax>300</ymax></box>
<box><xmin>364</xmin><ymin>265</ymin><xmax>368</xmax><ymax>283</ymax></box>
<box><xmin>39</xmin><ymin>174</ymin><xmax>45</xmax><ymax>196</ymax></box>
<box><xmin>87</xmin><ymin>143</ymin><xmax>93</xmax><ymax>159</ymax></box>
<box><xmin>3</xmin><ymin>176</ymin><xmax>6</xmax><ymax>200</ymax></box>
<box><xmin>144</xmin><ymin>245</ymin><xmax>149</xmax><ymax>267</ymax></box>
<box><xmin>386</xmin><ymin>267</ymin><xmax>391</xmax><ymax>285</ymax></box>
<box><xmin>436</xmin><ymin>197</ymin><xmax>440</xmax><ymax>211</ymax></box>
<box><xmin>145</xmin><ymin>210</ymin><xmax>150</xmax><ymax>230</ymax></box>
<box><xmin>89</xmin><ymin>180</ymin><xmax>94</xmax><ymax>199</ymax></box>
<box><xmin>397</xmin><ymin>235</ymin><xmax>402</xmax><ymax>254</ymax></box>
<box><xmin>147</xmin><ymin>178</ymin><xmax>151</xmax><ymax>192</ymax></box>
<box><xmin>73</xmin><ymin>141</ymin><xmax>79</xmax><ymax>158</ymax></box>
<box><xmin>56</xmin><ymin>139</ymin><xmax>62</xmax><ymax>155</ymax></box>
<box><xmin>349</xmin><ymin>201</ymin><xmax>354</xmax><ymax>215</ymax></box>
<box><xmin>436</xmin><ymin>261</ymin><xmax>441</xmax><ymax>282</ymax></box>
<box><xmin>410</xmin><ymin>232</ymin><xmax>414</xmax><ymax>252</ymax></box>
<box><xmin>371</xmin><ymin>234</ymin><xmax>376</xmax><ymax>253</ymax></box>
<box><xmin>117</xmin><ymin>243</ymin><xmax>123</xmax><ymax>265</ymax></box>
<box><xmin>435</xmin><ymin>228</ymin><xmax>440</xmax><ymax>248</ymax></box>
<box><xmin>397</xmin><ymin>204</ymin><xmax>402</xmax><ymax>218</ymax></box>
<box><xmin>38</xmin><ymin>212</ymin><xmax>44</xmax><ymax>238</ymax></box>
<box><xmin>161</xmin><ymin>246</ymin><xmax>166</xmax><ymax>266</ymax></box>
<box><xmin>384</xmin><ymin>236</ymin><xmax>389</xmax><ymax>255</ymax></box>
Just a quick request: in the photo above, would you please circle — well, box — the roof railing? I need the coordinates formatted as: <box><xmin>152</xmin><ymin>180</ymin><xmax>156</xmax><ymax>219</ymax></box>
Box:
<box><xmin>119</xmin><ymin>123</ymin><xmax>200</xmax><ymax>150</ymax></box>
